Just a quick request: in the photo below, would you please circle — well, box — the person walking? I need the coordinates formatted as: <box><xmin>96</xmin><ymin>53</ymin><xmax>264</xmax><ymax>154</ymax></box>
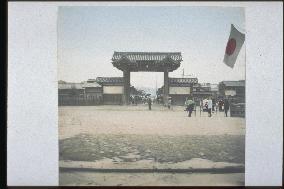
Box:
<box><xmin>147</xmin><ymin>97</ymin><xmax>152</xmax><ymax>110</ymax></box>
<box><xmin>207</xmin><ymin>97</ymin><xmax>213</xmax><ymax>117</ymax></box>
<box><xmin>203</xmin><ymin>98</ymin><xmax>208</xmax><ymax>112</ymax></box>
<box><xmin>218</xmin><ymin>100</ymin><xmax>223</xmax><ymax>111</ymax></box>
<box><xmin>134</xmin><ymin>96</ymin><xmax>138</xmax><ymax>106</ymax></box>
<box><xmin>224</xmin><ymin>98</ymin><xmax>230</xmax><ymax>117</ymax></box>
<box><xmin>185</xmin><ymin>97</ymin><xmax>195</xmax><ymax>117</ymax></box>
<box><xmin>168</xmin><ymin>97</ymin><xmax>172</xmax><ymax>110</ymax></box>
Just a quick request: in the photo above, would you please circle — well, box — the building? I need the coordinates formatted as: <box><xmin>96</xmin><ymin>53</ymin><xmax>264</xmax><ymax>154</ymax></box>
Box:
<box><xmin>157</xmin><ymin>79</ymin><xmax>225</xmax><ymax>106</ymax></box>
<box><xmin>58</xmin><ymin>80</ymin><xmax>102</xmax><ymax>106</ymax></box>
<box><xmin>82</xmin><ymin>80</ymin><xmax>103</xmax><ymax>105</ymax></box>
<box><xmin>218</xmin><ymin>80</ymin><xmax>245</xmax><ymax>99</ymax></box>
<box><xmin>157</xmin><ymin>77</ymin><xmax>198</xmax><ymax>105</ymax></box>
<box><xmin>58</xmin><ymin>82</ymin><xmax>85</xmax><ymax>106</ymax></box>
<box><xmin>210</xmin><ymin>84</ymin><xmax>219</xmax><ymax>98</ymax></box>
<box><xmin>58</xmin><ymin>78</ymin><xmax>146</xmax><ymax>106</ymax></box>
<box><xmin>95</xmin><ymin>77</ymin><xmax>124</xmax><ymax>105</ymax></box>
<box><xmin>168</xmin><ymin>78</ymin><xmax>198</xmax><ymax>105</ymax></box>
<box><xmin>192</xmin><ymin>83</ymin><xmax>211</xmax><ymax>101</ymax></box>
<box><xmin>219</xmin><ymin>80</ymin><xmax>245</xmax><ymax>117</ymax></box>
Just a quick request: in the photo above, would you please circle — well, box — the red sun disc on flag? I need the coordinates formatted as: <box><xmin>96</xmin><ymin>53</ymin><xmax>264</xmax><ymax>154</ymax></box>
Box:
<box><xmin>225</xmin><ymin>38</ymin><xmax>236</xmax><ymax>56</ymax></box>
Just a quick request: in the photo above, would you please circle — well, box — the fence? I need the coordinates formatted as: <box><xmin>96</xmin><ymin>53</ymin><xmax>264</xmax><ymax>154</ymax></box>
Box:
<box><xmin>58</xmin><ymin>95</ymin><xmax>102</xmax><ymax>106</ymax></box>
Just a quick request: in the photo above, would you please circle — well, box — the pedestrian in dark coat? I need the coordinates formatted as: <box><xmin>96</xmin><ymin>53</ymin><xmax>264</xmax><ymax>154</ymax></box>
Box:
<box><xmin>224</xmin><ymin>98</ymin><xmax>230</xmax><ymax>117</ymax></box>
<box><xmin>147</xmin><ymin>97</ymin><xmax>152</xmax><ymax>110</ymax></box>
<box><xmin>185</xmin><ymin>97</ymin><xmax>194</xmax><ymax>117</ymax></box>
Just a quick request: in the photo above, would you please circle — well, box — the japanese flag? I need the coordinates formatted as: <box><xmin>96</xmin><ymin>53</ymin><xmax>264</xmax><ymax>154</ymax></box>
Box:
<box><xmin>223</xmin><ymin>24</ymin><xmax>245</xmax><ymax>68</ymax></box>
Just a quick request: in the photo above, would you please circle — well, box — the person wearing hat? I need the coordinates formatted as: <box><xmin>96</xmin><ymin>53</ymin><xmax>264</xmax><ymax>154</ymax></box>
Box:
<box><xmin>224</xmin><ymin>97</ymin><xmax>230</xmax><ymax>117</ymax></box>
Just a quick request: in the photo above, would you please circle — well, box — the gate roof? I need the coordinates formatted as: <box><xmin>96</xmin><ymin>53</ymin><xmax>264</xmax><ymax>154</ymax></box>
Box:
<box><xmin>112</xmin><ymin>52</ymin><xmax>182</xmax><ymax>72</ymax></box>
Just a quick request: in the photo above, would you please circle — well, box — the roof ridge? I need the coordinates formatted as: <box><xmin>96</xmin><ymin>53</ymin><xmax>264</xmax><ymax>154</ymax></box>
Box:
<box><xmin>96</xmin><ymin>77</ymin><xmax>123</xmax><ymax>78</ymax></box>
<box><xmin>222</xmin><ymin>80</ymin><xmax>245</xmax><ymax>82</ymax></box>
<box><xmin>114</xmin><ymin>52</ymin><xmax>181</xmax><ymax>54</ymax></box>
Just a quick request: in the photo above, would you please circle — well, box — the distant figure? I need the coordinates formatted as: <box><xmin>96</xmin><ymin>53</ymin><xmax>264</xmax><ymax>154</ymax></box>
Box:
<box><xmin>219</xmin><ymin>100</ymin><xmax>223</xmax><ymax>111</ymax></box>
<box><xmin>130</xmin><ymin>96</ymin><xmax>133</xmax><ymax>104</ymax></box>
<box><xmin>207</xmin><ymin>97</ymin><xmax>213</xmax><ymax>117</ymax></box>
<box><xmin>185</xmin><ymin>97</ymin><xmax>195</xmax><ymax>117</ymax></box>
<box><xmin>204</xmin><ymin>101</ymin><xmax>208</xmax><ymax>112</ymax></box>
<box><xmin>224</xmin><ymin>98</ymin><xmax>230</xmax><ymax>117</ymax></box>
<box><xmin>168</xmin><ymin>97</ymin><xmax>172</xmax><ymax>110</ymax></box>
<box><xmin>147</xmin><ymin>97</ymin><xmax>152</xmax><ymax>110</ymax></box>
<box><xmin>134</xmin><ymin>96</ymin><xmax>138</xmax><ymax>105</ymax></box>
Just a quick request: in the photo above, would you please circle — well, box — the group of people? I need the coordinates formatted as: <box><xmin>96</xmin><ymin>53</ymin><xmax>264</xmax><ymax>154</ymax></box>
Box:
<box><xmin>146</xmin><ymin>96</ymin><xmax>230</xmax><ymax>117</ymax></box>
<box><xmin>146</xmin><ymin>96</ymin><xmax>172</xmax><ymax>110</ymax></box>
<box><xmin>185</xmin><ymin>96</ymin><xmax>230</xmax><ymax>117</ymax></box>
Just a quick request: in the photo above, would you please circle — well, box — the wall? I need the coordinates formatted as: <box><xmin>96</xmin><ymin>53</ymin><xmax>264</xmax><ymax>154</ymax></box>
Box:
<box><xmin>169</xmin><ymin>86</ymin><xmax>190</xmax><ymax>95</ymax></box>
<box><xmin>103</xmin><ymin>86</ymin><xmax>124</xmax><ymax>94</ymax></box>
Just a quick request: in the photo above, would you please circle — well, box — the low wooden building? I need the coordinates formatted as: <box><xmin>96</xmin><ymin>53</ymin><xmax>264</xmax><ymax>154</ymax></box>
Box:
<box><xmin>219</xmin><ymin>80</ymin><xmax>245</xmax><ymax>99</ymax></box>
<box><xmin>210</xmin><ymin>84</ymin><xmax>219</xmax><ymax>98</ymax></box>
<box><xmin>219</xmin><ymin>80</ymin><xmax>245</xmax><ymax>117</ymax></box>
<box><xmin>58</xmin><ymin>80</ymin><xmax>103</xmax><ymax>106</ymax></box>
<box><xmin>192</xmin><ymin>83</ymin><xmax>211</xmax><ymax>102</ymax></box>
<box><xmin>58</xmin><ymin>82</ymin><xmax>85</xmax><ymax>106</ymax></box>
<box><xmin>157</xmin><ymin>78</ymin><xmax>198</xmax><ymax>105</ymax></box>
<box><xmin>168</xmin><ymin>78</ymin><xmax>198</xmax><ymax>105</ymax></box>
<box><xmin>191</xmin><ymin>83</ymin><xmax>219</xmax><ymax>102</ymax></box>
<box><xmin>95</xmin><ymin>77</ymin><xmax>124</xmax><ymax>105</ymax></box>
<box><xmin>82</xmin><ymin>80</ymin><xmax>103</xmax><ymax>105</ymax></box>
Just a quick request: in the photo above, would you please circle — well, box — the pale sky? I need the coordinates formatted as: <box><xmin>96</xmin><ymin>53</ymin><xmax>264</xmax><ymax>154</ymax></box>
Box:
<box><xmin>58</xmin><ymin>6</ymin><xmax>245</xmax><ymax>88</ymax></box>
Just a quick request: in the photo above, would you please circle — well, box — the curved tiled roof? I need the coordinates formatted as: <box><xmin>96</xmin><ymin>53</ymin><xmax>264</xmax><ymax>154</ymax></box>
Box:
<box><xmin>82</xmin><ymin>81</ymin><xmax>101</xmax><ymax>88</ymax></box>
<box><xmin>112</xmin><ymin>52</ymin><xmax>182</xmax><ymax>62</ymax></box>
<box><xmin>112</xmin><ymin>52</ymin><xmax>182</xmax><ymax>72</ymax></box>
<box><xmin>169</xmin><ymin>78</ymin><xmax>198</xmax><ymax>84</ymax></box>
<box><xmin>220</xmin><ymin>80</ymin><xmax>245</xmax><ymax>87</ymax></box>
<box><xmin>96</xmin><ymin>77</ymin><xmax>124</xmax><ymax>84</ymax></box>
<box><xmin>58</xmin><ymin>83</ymin><xmax>83</xmax><ymax>90</ymax></box>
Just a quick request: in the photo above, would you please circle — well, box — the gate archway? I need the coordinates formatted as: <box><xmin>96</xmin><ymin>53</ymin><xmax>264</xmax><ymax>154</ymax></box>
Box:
<box><xmin>111</xmin><ymin>52</ymin><xmax>183</xmax><ymax>105</ymax></box>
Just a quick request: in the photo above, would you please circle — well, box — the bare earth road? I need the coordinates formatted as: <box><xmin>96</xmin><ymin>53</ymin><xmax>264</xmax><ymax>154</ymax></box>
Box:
<box><xmin>59</xmin><ymin>105</ymin><xmax>245</xmax><ymax>186</ymax></box>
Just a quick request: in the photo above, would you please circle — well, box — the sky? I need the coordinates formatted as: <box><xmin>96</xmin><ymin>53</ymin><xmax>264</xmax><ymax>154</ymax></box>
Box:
<box><xmin>58</xmin><ymin>6</ymin><xmax>245</xmax><ymax>89</ymax></box>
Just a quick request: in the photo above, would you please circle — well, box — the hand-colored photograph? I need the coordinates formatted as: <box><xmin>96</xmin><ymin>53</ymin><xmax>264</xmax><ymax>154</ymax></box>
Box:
<box><xmin>58</xmin><ymin>6</ymin><xmax>246</xmax><ymax>186</ymax></box>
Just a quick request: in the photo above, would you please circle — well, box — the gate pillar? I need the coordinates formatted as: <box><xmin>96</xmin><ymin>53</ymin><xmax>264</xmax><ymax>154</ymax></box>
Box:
<box><xmin>123</xmin><ymin>70</ymin><xmax>130</xmax><ymax>105</ymax></box>
<box><xmin>164</xmin><ymin>70</ymin><xmax>169</xmax><ymax>105</ymax></box>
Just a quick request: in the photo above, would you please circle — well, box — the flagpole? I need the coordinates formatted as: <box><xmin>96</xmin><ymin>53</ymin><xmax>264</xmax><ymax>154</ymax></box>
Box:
<box><xmin>232</xmin><ymin>23</ymin><xmax>245</xmax><ymax>34</ymax></box>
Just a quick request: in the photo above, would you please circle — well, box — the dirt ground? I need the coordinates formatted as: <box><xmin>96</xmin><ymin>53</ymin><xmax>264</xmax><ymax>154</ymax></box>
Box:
<box><xmin>59</xmin><ymin>105</ymin><xmax>245</xmax><ymax>186</ymax></box>
<box><xmin>60</xmin><ymin>134</ymin><xmax>245</xmax><ymax>163</ymax></box>
<box><xmin>59</xmin><ymin>104</ymin><xmax>245</xmax><ymax>139</ymax></box>
<box><xmin>59</xmin><ymin>172</ymin><xmax>245</xmax><ymax>186</ymax></box>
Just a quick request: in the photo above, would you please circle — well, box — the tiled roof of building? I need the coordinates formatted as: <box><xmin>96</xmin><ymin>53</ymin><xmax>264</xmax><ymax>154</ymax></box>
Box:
<box><xmin>169</xmin><ymin>78</ymin><xmax>198</xmax><ymax>84</ymax></box>
<box><xmin>210</xmin><ymin>84</ymin><xmax>219</xmax><ymax>91</ymax></box>
<box><xmin>192</xmin><ymin>91</ymin><xmax>213</xmax><ymax>95</ymax></box>
<box><xmin>58</xmin><ymin>80</ymin><xmax>67</xmax><ymax>84</ymax></box>
<box><xmin>87</xmin><ymin>79</ymin><xmax>97</xmax><ymax>83</ymax></box>
<box><xmin>82</xmin><ymin>81</ymin><xmax>101</xmax><ymax>88</ymax></box>
<box><xmin>112</xmin><ymin>52</ymin><xmax>182</xmax><ymax>62</ymax></box>
<box><xmin>220</xmin><ymin>80</ymin><xmax>245</xmax><ymax>87</ymax></box>
<box><xmin>58</xmin><ymin>83</ymin><xmax>83</xmax><ymax>90</ymax></box>
<box><xmin>96</xmin><ymin>77</ymin><xmax>124</xmax><ymax>84</ymax></box>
